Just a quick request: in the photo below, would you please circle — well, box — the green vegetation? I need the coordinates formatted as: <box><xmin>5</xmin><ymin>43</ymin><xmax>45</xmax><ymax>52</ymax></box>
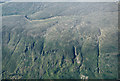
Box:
<box><xmin>2</xmin><ymin>2</ymin><xmax>118</xmax><ymax>79</ymax></box>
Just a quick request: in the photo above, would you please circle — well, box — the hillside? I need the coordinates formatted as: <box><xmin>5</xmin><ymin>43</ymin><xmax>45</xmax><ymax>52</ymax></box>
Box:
<box><xmin>2</xmin><ymin>2</ymin><xmax>118</xmax><ymax>79</ymax></box>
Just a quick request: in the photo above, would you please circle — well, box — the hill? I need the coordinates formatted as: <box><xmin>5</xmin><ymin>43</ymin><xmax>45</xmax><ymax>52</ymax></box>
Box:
<box><xmin>2</xmin><ymin>2</ymin><xmax>118</xmax><ymax>79</ymax></box>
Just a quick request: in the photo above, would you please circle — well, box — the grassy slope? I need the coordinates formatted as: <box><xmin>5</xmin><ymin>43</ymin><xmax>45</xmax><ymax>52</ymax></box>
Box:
<box><xmin>2</xmin><ymin>2</ymin><xmax>118</xmax><ymax>79</ymax></box>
